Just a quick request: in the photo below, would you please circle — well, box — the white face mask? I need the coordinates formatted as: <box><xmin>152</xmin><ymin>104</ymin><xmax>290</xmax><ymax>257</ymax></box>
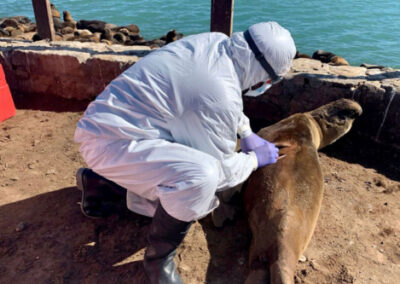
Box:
<box><xmin>244</xmin><ymin>82</ymin><xmax>272</xmax><ymax>97</ymax></box>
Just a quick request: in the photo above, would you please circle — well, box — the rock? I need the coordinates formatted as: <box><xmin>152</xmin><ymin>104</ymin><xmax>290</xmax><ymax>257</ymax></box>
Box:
<box><xmin>299</xmin><ymin>255</ymin><xmax>307</xmax><ymax>262</ymax></box>
<box><xmin>15</xmin><ymin>222</ymin><xmax>26</xmax><ymax>232</ymax></box>
<box><xmin>32</xmin><ymin>33</ymin><xmax>42</xmax><ymax>41</ymax></box>
<box><xmin>361</xmin><ymin>63</ymin><xmax>385</xmax><ymax>69</ymax></box>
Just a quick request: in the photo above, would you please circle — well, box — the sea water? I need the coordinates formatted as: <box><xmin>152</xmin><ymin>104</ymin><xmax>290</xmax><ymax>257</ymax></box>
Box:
<box><xmin>1</xmin><ymin>0</ymin><xmax>399</xmax><ymax>68</ymax></box>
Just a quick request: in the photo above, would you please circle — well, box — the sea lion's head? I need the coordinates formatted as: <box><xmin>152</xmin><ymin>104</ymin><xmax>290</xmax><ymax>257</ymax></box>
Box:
<box><xmin>308</xmin><ymin>98</ymin><xmax>362</xmax><ymax>149</ymax></box>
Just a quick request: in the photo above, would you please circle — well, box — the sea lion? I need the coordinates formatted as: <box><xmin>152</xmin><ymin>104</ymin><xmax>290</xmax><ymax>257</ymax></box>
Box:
<box><xmin>0</xmin><ymin>28</ymin><xmax>10</xmax><ymax>37</ymax></box>
<box><xmin>0</xmin><ymin>18</ymin><xmax>19</xmax><ymax>29</ymax></box>
<box><xmin>165</xmin><ymin>29</ymin><xmax>183</xmax><ymax>44</ymax></box>
<box><xmin>113</xmin><ymin>32</ymin><xmax>127</xmax><ymax>44</ymax></box>
<box><xmin>61</xmin><ymin>26</ymin><xmax>74</xmax><ymax>35</ymax></box>
<box><xmin>294</xmin><ymin>51</ymin><xmax>311</xmax><ymax>59</ymax></box>
<box><xmin>63</xmin><ymin>10</ymin><xmax>74</xmax><ymax>22</ymax></box>
<box><xmin>50</xmin><ymin>4</ymin><xmax>61</xmax><ymax>19</ymax></box>
<box><xmin>101</xmin><ymin>28</ymin><xmax>113</xmax><ymax>41</ymax></box>
<box><xmin>243</xmin><ymin>98</ymin><xmax>362</xmax><ymax>283</ymax></box>
<box><xmin>118</xmin><ymin>28</ymin><xmax>130</xmax><ymax>36</ymax></box>
<box><xmin>76</xmin><ymin>20</ymin><xmax>107</xmax><ymax>33</ymax></box>
<box><xmin>330</xmin><ymin>55</ymin><xmax>350</xmax><ymax>66</ymax></box>
<box><xmin>62</xmin><ymin>11</ymin><xmax>76</xmax><ymax>30</ymax></box>
<box><xmin>52</xmin><ymin>17</ymin><xmax>64</xmax><ymax>31</ymax></box>
<box><xmin>312</xmin><ymin>49</ymin><xmax>349</xmax><ymax>66</ymax></box>
<box><xmin>125</xmin><ymin>24</ymin><xmax>140</xmax><ymax>34</ymax></box>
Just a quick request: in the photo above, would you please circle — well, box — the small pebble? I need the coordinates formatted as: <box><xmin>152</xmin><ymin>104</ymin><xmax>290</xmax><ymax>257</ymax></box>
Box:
<box><xmin>238</xmin><ymin>257</ymin><xmax>245</xmax><ymax>265</ymax></box>
<box><xmin>15</xmin><ymin>222</ymin><xmax>26</xmax><ymax>232</ymax></box>
<box><xmin>46</xmin><ymin>169</ymin><xmax>56</xmax><ymax>175</ymax></box>
<box><xmin>299</xmin><ymin>255</ymin><xmax>307</xmax><ymax>262</ymax></box>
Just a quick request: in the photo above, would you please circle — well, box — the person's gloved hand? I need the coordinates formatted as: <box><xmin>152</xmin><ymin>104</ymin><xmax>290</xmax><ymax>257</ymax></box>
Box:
<box><xmin>240</xmin><ymin>132</ymin><xmax>269</xmax><ymax>153</ymax></box>
<box><xmin>253</xmin><ymin>141</ymin><xmax>279</xmax><ymax>168</ymax></box>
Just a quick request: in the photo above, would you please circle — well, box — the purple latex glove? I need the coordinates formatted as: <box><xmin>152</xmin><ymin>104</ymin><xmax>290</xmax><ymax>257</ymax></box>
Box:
<box><xmin>253</xmin><ymin>141</ymin><xmax>279</xmax><ymax>168</ymax></box>
<box><xmin>240</xmin><ymin>132</ymin><xmax>269</xmax><ymax>153</ymax></box>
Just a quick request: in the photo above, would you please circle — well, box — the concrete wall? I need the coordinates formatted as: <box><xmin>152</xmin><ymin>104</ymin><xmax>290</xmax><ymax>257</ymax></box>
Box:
<box><xmin>1</xmin><ymin>39</ymin><xmax>399</xmax><ymax>149</ymax></box>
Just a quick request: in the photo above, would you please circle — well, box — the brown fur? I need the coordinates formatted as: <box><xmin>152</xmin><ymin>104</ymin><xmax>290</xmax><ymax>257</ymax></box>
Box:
<box><xmin>243</xmin><ymin>99</ymin><xmax>362</xmax><ymax>284</ymax></box>
<box><xmin>63</xmin><ymin>11</ymin><xmax>74</xmax><ymax>22</ymax></box>
<box><xmin>51</xmin><ymin>4</ymin><xmax>61</xmax><ymax>19</ymax></box>
<box><xmin>330</xmin><ymin>55</ymin><xmax>350</xmax><ymax>66</ymax></box>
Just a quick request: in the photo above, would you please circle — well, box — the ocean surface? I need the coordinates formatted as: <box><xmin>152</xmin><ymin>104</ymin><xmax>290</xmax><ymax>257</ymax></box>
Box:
<box><xmin>1</xmin><ymin>0</ymin><xmax>400</xmax><ymax>68</ymax></box>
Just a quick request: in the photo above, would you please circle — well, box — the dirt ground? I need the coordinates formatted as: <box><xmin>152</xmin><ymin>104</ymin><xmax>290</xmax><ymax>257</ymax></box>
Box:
<box><xmin>0</xmin><ymin>93</ymin><xmax>399</xmax><ymax>284</ymax></box>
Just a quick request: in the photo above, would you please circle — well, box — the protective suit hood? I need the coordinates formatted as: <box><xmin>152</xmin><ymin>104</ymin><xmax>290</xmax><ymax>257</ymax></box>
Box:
<box><xmin>228</xmin><ymin>21</ymin><xmax>296</xmax><ymax>91</ymax></box>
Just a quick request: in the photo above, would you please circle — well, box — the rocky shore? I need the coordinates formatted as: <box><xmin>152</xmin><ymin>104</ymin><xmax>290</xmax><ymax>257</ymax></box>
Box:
<box><xmin>1</xmin><ymin>3</ymin><xmax>362</xmax><ymax>66</ymax></box>
<box><xmin>1</xmin><ymin>4</ymin><xmax>399</xmax><ymax>150</ymax></box>
<box><xmin>0</xmin><ymin>3</ymin><xmax>183</xmax><ymax>49</ymax></box>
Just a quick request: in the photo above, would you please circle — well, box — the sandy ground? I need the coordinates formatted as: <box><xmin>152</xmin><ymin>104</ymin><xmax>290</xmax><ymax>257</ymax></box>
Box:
<box><xmin>0</xmin><ymin>93</ymin><xmax>399</xmax><ymax>283</ymax></box>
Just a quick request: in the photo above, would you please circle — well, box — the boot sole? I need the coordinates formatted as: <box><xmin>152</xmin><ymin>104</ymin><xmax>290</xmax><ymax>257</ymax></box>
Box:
<box><xmin>76</xmin><ymin>168</ymin><xmax>102</xmax><ymax>219</ymax></box>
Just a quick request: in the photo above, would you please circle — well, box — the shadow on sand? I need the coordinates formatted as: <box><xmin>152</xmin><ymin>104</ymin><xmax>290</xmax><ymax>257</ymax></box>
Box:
<box><xmin>0</xmin><ymin>186</ymin><xmax>252</xmax><ymax>283</ymax></box>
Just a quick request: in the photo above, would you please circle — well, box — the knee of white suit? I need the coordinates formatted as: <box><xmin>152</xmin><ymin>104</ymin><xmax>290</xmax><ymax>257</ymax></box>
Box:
<box><xmin>158</xmin><ymin>159</ymin><xmax>220</xmax><ymax>222</ymax></box>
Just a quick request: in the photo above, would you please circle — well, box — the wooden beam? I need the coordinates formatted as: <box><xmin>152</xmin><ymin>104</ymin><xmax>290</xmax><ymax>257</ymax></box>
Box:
<box><xmin>32</xmin><ymin>0</ymin><xmax>55</xmax><ymax>40</ymax></box>
<box><xmin>210</xmin><ymin>0</ymin><xmax>234</xmax><ymax>37</ymax></box>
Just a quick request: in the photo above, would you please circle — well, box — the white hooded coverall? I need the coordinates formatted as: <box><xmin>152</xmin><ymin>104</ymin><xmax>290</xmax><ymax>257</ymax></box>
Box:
<box><xmin>74</xmin><ymin>22</ymin><xmax>296</xmax><ymax>222</ymax></box>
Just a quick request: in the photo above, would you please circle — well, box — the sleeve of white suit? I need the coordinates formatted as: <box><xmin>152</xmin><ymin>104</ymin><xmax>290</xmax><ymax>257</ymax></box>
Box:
<box><xmin>200</xmin><ymin>107</ymin><xmax>257</xmax><ymax>191</ymax></box>
<box><xmin>170</xmin><ymin>94</ymin><xmax>258</xmax><ymax>192</ymax></box>
<box><xmin>237</xmin><ymin>112</ymin><xmax>252</xmax><ymax>139</ymax></box>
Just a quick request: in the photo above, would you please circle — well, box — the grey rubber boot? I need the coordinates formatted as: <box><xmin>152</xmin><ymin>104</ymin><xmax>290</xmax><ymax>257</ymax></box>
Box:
<box><xmin>144</xmin><ymin>204</ymin><xmax>193</xmax><ymax>284</ymax></box>
<box><xmin>76</xmin><ymin>168</ymin><xmax>127</xmax><ymax>218</ymax></box>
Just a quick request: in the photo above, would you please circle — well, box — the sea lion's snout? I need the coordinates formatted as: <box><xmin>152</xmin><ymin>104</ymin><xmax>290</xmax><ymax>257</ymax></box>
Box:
<box><xmin>309</xmin><ymin>99</ymin><xmax>362</xmax><ymax>149</ymax></box>
<box><xmin>331</xmin><ymin>99</ymin><xmax>363</xmax><ymax>120</ymax></box>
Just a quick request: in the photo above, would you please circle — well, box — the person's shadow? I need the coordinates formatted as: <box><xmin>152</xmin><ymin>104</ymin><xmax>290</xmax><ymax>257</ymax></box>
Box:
<box><xmin>0</xmin><ymin>186</ymin><xmax>152</xmax><ymax>283</ymax></box>
<box><xmin>0</xmin><ymin>185</ymin><xmax>253</xmax><ymax>283</ymax></box>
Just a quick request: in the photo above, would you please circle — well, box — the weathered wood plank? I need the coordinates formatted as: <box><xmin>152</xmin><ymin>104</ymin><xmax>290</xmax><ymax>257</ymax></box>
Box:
<box><xmin>210</xmin><ymin>0</ymin><xmax>234</xmax><ymax>36</ymax></box>
<box><xmin>32</xmin><ymin>0</ymin><xmax>55</xmax><ymax>40</ymax></box>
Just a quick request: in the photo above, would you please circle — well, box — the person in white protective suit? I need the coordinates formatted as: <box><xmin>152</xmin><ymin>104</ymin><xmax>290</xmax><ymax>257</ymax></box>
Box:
<box><xmin>74</xmin><ymin>21</ymin><xmax>296</xmax><ymax>283</ymax></box>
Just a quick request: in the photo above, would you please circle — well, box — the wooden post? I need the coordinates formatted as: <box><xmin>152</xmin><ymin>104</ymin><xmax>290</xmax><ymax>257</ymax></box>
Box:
<box><xmin>32</xmin><ymin>0</ymin><xmax>55</xmax><ymax>40</ymax></box>
<box><xmin>210</xmin><ymin>0</ymin><xmax>234</xmax><ymax>37</ymax></box>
